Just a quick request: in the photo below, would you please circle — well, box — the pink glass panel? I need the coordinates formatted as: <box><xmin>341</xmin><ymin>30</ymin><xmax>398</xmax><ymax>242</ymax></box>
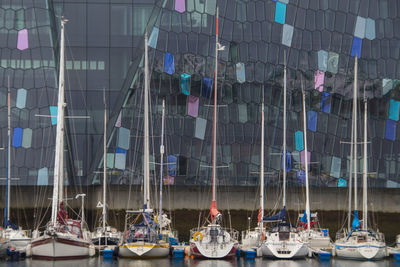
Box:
<box><xmin>187</xmin><ymin>95</ymin><xmax>199</xmax><ymax>118</ymax></box>
<box><xmin>300</xmin><ymin>150</ymin><xmax>311</xmax><ymax>168</ymax></box>
<box><xmin>115</xmin><ymin>111</ymin><xmax>122</xmax><ymax>127</ymax></box>
<box><xmin>175</xmin><ymin>0</ymin><xmax>185</xmax><ymax>13</ymax></box>
<box><xmin>314</xmin><ymin>70</ymin><xmax>324</xmax><ymax>92</ymax></box>
<box><xmin>17</xmin><ymin>29</ymin><xmax>29</xmax><ymax>50</ymax></box>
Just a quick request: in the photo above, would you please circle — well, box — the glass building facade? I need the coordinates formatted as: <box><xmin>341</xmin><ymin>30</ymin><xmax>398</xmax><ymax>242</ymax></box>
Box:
<box><xmin>1</xmin><ymin>0</ymin><xmax>400</xmax><ymax>188</ymax></box>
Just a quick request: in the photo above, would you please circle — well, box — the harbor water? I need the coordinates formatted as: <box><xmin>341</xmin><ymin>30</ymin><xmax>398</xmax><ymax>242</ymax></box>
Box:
<box><xmin>0</xmin><ymin>257</ymin><xmax>399</xmax><ymax>267</ymax></box>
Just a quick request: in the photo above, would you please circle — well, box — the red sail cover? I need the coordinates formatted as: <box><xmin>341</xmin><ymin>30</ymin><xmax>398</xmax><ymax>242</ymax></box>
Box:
<box><xmin>210</xmin><ymin>200</ymin><xmax>220</xmax><ymax>221</ymax></box>
<box><xmin>257</xmin><ymin>208</ymin><xmax>262</xmax><ymax>223</ymax></box>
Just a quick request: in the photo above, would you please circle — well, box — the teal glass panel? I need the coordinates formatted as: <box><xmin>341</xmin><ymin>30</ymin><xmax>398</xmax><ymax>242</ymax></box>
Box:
<box><xmin>16</xmin><ymin>88</ymin><xmax>27</xmax><ymax>109</ymax></box>
<box><xmin>22</xmin><ymin>128</ymin><xmax>32</xmax><ymax>148</ymax></box>
<box><xmin>330</xmin><ymin>156</ymin><xmax>341</xmax><ymax>178</ymax></box>
<box><xmin>205</xmin><ymin>0</ymin><xmax>216</xmax><ymax>15</ymax></box>
<box><xmin>327</xmin><ymin>52</ymin><xmax>339</xmax><ymax>74</ymax></box>
<box><xmin>238</xmin><ymin>104</ymin><xmax>248</xmax><ymax>123</ymax></box>
<box><xmin>282</xmin><ymin>24</ymin><xmax>293</xmax><ymax>47</ymax></box>
<box><xmin>114</xmin><ymin>153</ymin><xmax>126</xmax><ymax>170</ymax></box>
<box><xmin>389</xmin><ymin>99</ymin><xmax>400</xmax><ymax>121</ymax></box>
<box><xmin>37</xmin><ymin>167</ymin><xmax>49</xmax><ymax>186</ymax></box>
<box><xmin>354</xmin><ymin>16</ymin><xmax>366</xmax><ymax>39</ymax></box>
<box><xmin>106</xmin><ymin>153</ymin><xmax>114</xmax><ymax>168</ymax></box>
<box><xmin>195</xmin><ymin>117</ymin><xmax>207</xmax><ymax>140</ymax></box>
<box><xmin>148</xmin><ymin>27</ymin><xmax>159</xmax><ymax>49</ymax></box>
<box><xmin>338</xmin><ymin>178</ymin><xmax>347</xmax><ymax>187</ymax></box>
<box><xmin>50</xmin><ymin>106</ymin><xmax>58</xmax><ymax>125</ymax></box>
<box><xmin>236</xmin><ymin>63</ymin><xmax>245</xmax><ymax>83</ymax></box>
<box><xmin>117</xmin><ymin>127</ymin><xmax>130</xmax><ymax>150</ymax></box>
<box><xmin>180</xmin><ymin>73</ymin><xmax>191</xmax><ymax>95</ymax></box>
<box><xmin>318</xmin><ymin>50</ymin><xmax>328</xmax><ymax>72</ymax></box>
<box><xmin>295</xmin><ymin>131</ymin><xmax>304</xmax><ymax>151</ymax></box>
<box><xmin>365</xmin><ymin>18</ymin><xmax>376</xmax><ymax>40</ymax></box>
<box><xmin>275</xmin><ymin>2</ymin><xmax>286</xmax><ymax>24</ymax></box>
<box><xmin>383</xmin><ymin>79</ymin><xmax>393</xmax><ymax>95</ymax></box>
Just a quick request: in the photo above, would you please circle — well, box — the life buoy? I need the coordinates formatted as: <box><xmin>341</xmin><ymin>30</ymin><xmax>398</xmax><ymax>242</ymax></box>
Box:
<box><xmin>193</xmin><ymin>232</ymin><xmax>203</xmax><ymax>241</ymax></box>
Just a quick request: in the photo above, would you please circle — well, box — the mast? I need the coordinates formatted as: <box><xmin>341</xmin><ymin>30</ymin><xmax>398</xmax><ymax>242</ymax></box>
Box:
<box><xmin>282</xmin><ymin>57</ymin><xmax>287</xmax><ymax>208</ymax></box>
<box><xmin>143</xmin><ymin>32</ymin><xmax>150</xmax><ymax>208</ymax></box>
<box><xmin>302</xmin><ymin>88</ymin><xmax>311</xmax><ymax>234</ymax></box>
<box><xmin>212</xmin><ymin>7</ymin><xmax>219</xmax><ymax>204</ymax></box>
<box><xmin>353</xmin><ymin>57</ymin><xmax>358</xmax><ymax>216</ymax></box>
<box><xmin>102</xmin><ymin>89</ymin><xmax>107</xmax><ymax>231</ymax></box>
<box><xmin>159</xmin><ymin>99</ymin><xmax>165</xmax><ymax>230</ymax></box>
<box><xmin>259</xmin><ymin>89</ymin><xmax>265</xmax><ymax>229</ymax></box>
<box><xmin>4</xmin><ymin>76</ymin><xmax>11</xmax><ymax>227</ymax></box>
<box><xmin>362</xmin><ymin>96</ymin><xmax>368</xmax><ymax>230</ymax></box>
<box><xmin>348</xmin><ymin>109</ymin><xmax>354</xmax><ymax>231</ymax></box>
<box><xmin>51</xmin><ymin>17</ymin><xmax>67</xmax><ymax>224</ymax></box>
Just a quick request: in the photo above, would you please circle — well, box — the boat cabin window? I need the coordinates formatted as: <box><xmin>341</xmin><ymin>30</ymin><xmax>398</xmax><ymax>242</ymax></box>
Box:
<box><xmin>68</xmin><ymin>225</ymin><xmax>82</xmax><ymax>237</ymax></box>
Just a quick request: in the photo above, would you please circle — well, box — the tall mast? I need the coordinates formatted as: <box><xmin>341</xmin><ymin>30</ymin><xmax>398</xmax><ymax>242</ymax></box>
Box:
<box><xmin>212</xmin><ymin>7</ymin><xmax>219</xmax><ymax>203</ymax></box>
<box><xmin>4</xmin><ymin>76</ymin><xmax>11</xmax><ymax>227</ymax></box>
<box><xmin>259</xmin><ymin>89</ymin><xmax>265</xmax><ymax>229</ymax></box>
<box><xmin>143</xmin><ymin>32</ymin><xmax>150</xmax><ymax>208</ymax></box>
<box><xmin>353</xmin><ymin>57</ymin><xmax>358</xmax><ymax>215</ymax></box>
<box><xmin>51</xmin><ymin>17</ymin><xmax>67</xmax><ymax>224</ymax></box>
<box><xmin>159</xmin><ymin>99</ymin><xmax>166</xmax><ymax>230</ymax></box>
<box><xmin>102</xmin><ymin>89</ymin><xmax>107</xmax><ymax>231</ymax></box>
<box><xmin>302</xmin><ymin>88</ymin><xmax>311</xmax><ymax>234</ymax></box>
<box><xmin>348</xmin><ymin>109</ymin><xmax>354</xmax><ymax>231</ymax></box>
<box><xmin>282</xmin><ymin>57</ymin><xmax>287</xmax><ymax>208</ymax></box>
<box><xmin>362</xmin><ymin>96</ymin><xmax>368</xmax><ymax>230</ymax></box>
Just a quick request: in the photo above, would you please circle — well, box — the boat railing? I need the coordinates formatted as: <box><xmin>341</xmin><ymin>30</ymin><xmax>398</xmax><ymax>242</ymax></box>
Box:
<box><xmin>190</xmin><ymin>227</ymin><xmax>239</xmax><ymax>242</ymax></box>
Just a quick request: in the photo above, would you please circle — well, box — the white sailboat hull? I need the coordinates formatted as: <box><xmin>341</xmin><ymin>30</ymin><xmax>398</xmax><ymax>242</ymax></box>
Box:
<box><xmin>118</xmin><ymin>242</ymin><xmax>169</xmax><ymax>258</ymax></box>
<box><xmin>261</xmin><ymin>240</ymin><xmax>308</xmax><ymax>259</ymax></box>
<box><xmin>31</xmin><ymin>234</ymin><xmax>92</xmax><ymax>260</ymax></box>
<box><xmin>335</xmin><ymin>242</ymin><xmax>386</xmax><ymax>260</ymax></box>
<box><xmin>396</xmin><ymin>234</ymin><xmax>400</xmax><ymax>248</ymax></box>
<box><xmin>190</xmin><ymin>240</ymin><xmax>238</xmax><ymax>259</ymax></box>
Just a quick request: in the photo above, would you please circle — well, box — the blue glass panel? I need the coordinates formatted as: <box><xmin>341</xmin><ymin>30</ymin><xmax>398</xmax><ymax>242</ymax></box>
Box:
<box><xmin>16</xmin><ymin>88</ymin><xmax>27</xmax><ymax>109</ymax></box>
<box><xmin>115</xmin><ymin>148</ymin><xmax>126</xmax><ymax>154</ymax></box>
<box><xmin>338</xmin><ymin>178</ymin><xmax>347</xmax><ymax>187</ymax></box>
<box><xmin>330</xmin><ymin>156</ymin><xmax>341</xmax><ymax>178</ymax></box>
<box><xmin>275</xmin><ymin>2</ymin><xmax>286</xmax><ymax>24</ymax></box>
<box><xmin>295</xmin><ymin>131</ymin><xmax>304</xmax><ymax>151</ymax></box>
<box><xmin>307</xmin><ymin>111</ymin><xmax>317</xmax><ymax>132</ymax></box>
<box><xmin>202</xmin><ymin>77</ymin><xmax>213</xmax><ymax>98</ymax></box>
<box><xmin>164</xmin><ymin>52</ymin><xmax>175</xmax><ymax>75</ymax></box>
<box><xmin>117</xmin><ymin>127</ymin><xmax>130</xmax><ymax>150</ymax></box>
<box><xmin>297</xmin><ymin>170</ymin><xmax>305</xmax><ymax>185</ymax></box>
<box><xmin>148</xmin><ymin>27</ymin><xmax>159</xmax><ymax>49</ymax></box>
<box><xmin>37</xmin><ymin>167</ymin><xmax>49</xmax><ymax>186</ymax></box>
<box><xmin>385</xmin><ymin>119</ymin><xmax>396</xmax><ymax>141</ymax></box>
<box><xmin>351</xmin><ymin>37</ymin><xmax>362</xmax><ymax>58</ymax></box>
<box><xmin>195</xmin><ymin>117</ymin><xmax>207</xmax><ymax>140</ymax></box>
<box><xmin>282</xmin><ymin>24</ymin><xmax>294</xmax><ymax>47</ymax></box>
<box><xmin>281</xmin><ymin>151</ymin><xmax>291</xmax><ymax>171</ymax></box>
<box><xmin>321</xmin><ymin>92</ymin><xmax>331</xmax><ymax>113</ymax></box>
<box><xmin>318</xmin><ymin>50</ymin><xmax>328</xmax><ymax>71</ymax></box>
<box><xmin>12</xmin><ymin>127</ymin><xmax>23</xmax><ymax>147</ymax></box>
<box><xmin>389</xmin><ymin>99</ymin><xmax>400</xmax><ymax>121</ymax></box>
<box><xmin>167</xmin><ymin>155</ymin><xmax>177</xmax><ymax>176</ymax></box>
<box><xmin>49</xmin><ymin>106</ymin><xmax>58</xmax><ymax>125</ymax></box>
<box><xmin>180</xmin><ymin>73</ymin><xmax>191</xmax><ymax>95</ymax></box>
<box><xmin>114</xmin><ymin>153</ymin><xmax>126</xmax><ymax>170</ymax></box>
<box><xmin>236</xmin><ymin>63</ymin><xmax>246</xmax><ymax>83</ymax></box>
<box><xmin>354</xmin><ymin>16</ymin><xmax>366</xmax><ymax>39</ymax></box>
<box><xmin>365</xmin><ymin>18</ymin><xmax>376</xmax><ymax>40</ymax></box>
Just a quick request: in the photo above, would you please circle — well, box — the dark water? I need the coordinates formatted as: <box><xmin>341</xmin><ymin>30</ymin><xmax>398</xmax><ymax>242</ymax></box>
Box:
<box><xmin>0</xmin><ymin>257</ymin><xmax>399</xmax><ymax>267</ymax></box>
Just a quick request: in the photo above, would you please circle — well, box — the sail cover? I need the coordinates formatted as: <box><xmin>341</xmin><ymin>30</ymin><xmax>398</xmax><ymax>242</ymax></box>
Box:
<box><xmin>352</xmin><ymin>210</ymin><xmax>360</xmax><ymax>229</ymax></box>
<box><xmin>210</xmin><ymin>200</ymin><xmax>220</xmax><ymax>222</ymax></box>
<box><xmin>263</xmin><ymin>207</ymin><xmax>286</xmax><ymax>222</ymax></box>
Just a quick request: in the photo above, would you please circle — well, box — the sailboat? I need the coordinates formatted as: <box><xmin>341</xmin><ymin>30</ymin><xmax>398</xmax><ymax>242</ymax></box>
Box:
<box><xmin>31</xmin><ymin>17</ymin><xmax>95</xmax><ymax>260</ymax></box>
<box><xmin>297</xmin><ymin>86</ymin><xmax>331</xmax><ymax>251</ymax></box>
<box><xmin>189</xmin><ymin>7</ymin><xmax>239</xmax><ymax>259</ymax></box>
<box><xmin>241</xmin><ymin>92</ymin><xmax>266</xmax><ymax>252</ymax></box>
<box><xmin>118</xmin><ymin>32</ymin><xmax>170</xmax><ymax>259</ymax></box>
<box><xmin>91</xmin><ymin>91</ymin><xmax>121</xmax><ymax>252</ymax></box>
<box><xmin>334</xmin><ymin>56</ymin><xmax>386</xmax><ymax>260</ymax></box>
<box><xmin>261</xmin><ymin>61</ymin><xmax>309</xmax><ymax>259</ymax></box>
<box><xmin>0</xmin><ymin>77</ymin><xmax>31</xmax><ymax>253</ymax></box>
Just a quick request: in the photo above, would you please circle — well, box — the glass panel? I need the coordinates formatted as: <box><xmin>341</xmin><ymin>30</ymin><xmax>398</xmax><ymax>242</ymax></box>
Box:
<box><xmin>114</xmin><ymin>153</ymin><xmax>126</xmax><ymax>170</ymax></box>
<box><xmin>321</xmin><ymin>92</ymin><xmax>332</xmax><ymax>113</ymax></box>
<box><xmin>275</xmin><ymin>2</ymin><xmax>286</xmax><ymax>24</ymax></box>
<box><xmin>49</xmin><ymin>106</ymin><xmax>58</xmax><ymax>125</ymax></box>
<box><xmin>37</xmin><ymin>167</ymin><xmax>48</xmax><ymax>186</ymax></box>
<box><xmin>187</xmin><ymin>95</ymin><xmax>199</xmax><ymax>118</ymax></box>
<box><xmin>238</xmin><ymin>103</ymin><xmax>247</xmax><ymax>123</ymax></box>
<box><xmin>327</xmin><ymin>52</ymin><xmax>339</xmax><ymax>74</ymax></box>
<box><xmin>365</xmin><ymin>18</ymin><xmax>376</xmax><ymax>40</ymax></box>
<box><xmin>282</xmin><ymin>24</ymin><xmax>294</xmax><ymax>47</ymax></box>
<box><xmin>175</xmin><ymin>0</ymin><xmax>186</xmax><ymax>13</ymax></box>
<box><xmin>385</xmin><ymin>119</ymin><xmax>396</xmax><ymax>141</ymax></box>
<box><xmin>180</xmin><ymin>73</ymin><xmax>191</xmax><ymax>95</ymax></box>
<box><xmin>13</xmin><ymin>127</ymin><xmax>23</xmax><ymax>147</ymax></box>
<box><xmin>314</xmin><ymin>70</ymin><xmax>325</xmax><ymax>91</ymax></box>
<box><xmin>202</xmin><ymin>77</ymin><xmax>213</xmax><ymax>98</ymax></box>
<box><xmin>307</xmin><ymin>110</ymin><xmax>317</xmax><ymax>132</ymax></box>
<box><xmin>338</xmin><ymin>178</ymin><xmax>347</xmax><ymax>187</ymax></box>
<box><xmin>236</xmin><ymin>62</ymin><xmax>245</xmax><ymax>83</ymax></box>
<box><xmin>383</xmin><ymin>78</ymin><xmax>393</xmax><ymax>95</ymax></box>
<box><xmin>16</xmin><ymin>88</ymin><xmax>27</xmax><ymax>109</ymax></box>
<box><xmin>194</xmin><ymin>117</ymin><xmax>207</xmax><ymax>140</ymax></box>
<box><xmin>330</xmin><ymin>156</ymin><xmax>341</xmax><ymax>178</ymax></box>
<box><xmin>148</xmin><ymin>27</ymin><xmax>159</xmax><ymax>49</ymax></box>
<box><xmin>351</xmin><ymin>37</ymin><xmax>362</xmax><ymax>58</ymax></box>
<box><xmin>167</xmin><ymin>155</ymin><xmax>178</xmax><ymax>176</ymax></box>
<box><xmin>17</xmin><ymin>29</ymin><xmax>28</xmax><ymax>50</ymax></box>
<box><xmin>354</xmin><ymin>16</ymin><xmax>366</xmax><ymax>39</ymax></box>
<box><xmin>117</xmin><ymin>127</ymin><xmax>130</xmax><ymax>150</ymax></box>
<box><xmin>205</xmin><ymin>0</ymin><xmax>216</xmax><ymax>15</ymax></box>
<box><xmin>295</xmin><ymin>131</ymin><xmax>304</xmax><ymax>151</ymax></box>
<box><xmin>164</xmin><ymin>53</ymin><xmax>175</xmax><ymax>75</ymax></box>
<box><xmin>300</xmin><ymin>150</ymin><xmax>311</xmax><ymax>169</ymax></box>
<box><xmin>106</xmin><ymin>153</ymin><xmax>114</xmax><ymax>168</ymax></box>
<box><xmin>318</xmin><ymin>50</ymin><xmax>328</xmax><ymax>71</ymax></box>
<box><xmin>22</xmin><ymin>128</ymin><xmax>32</xmax><ymax>148</ymax></box>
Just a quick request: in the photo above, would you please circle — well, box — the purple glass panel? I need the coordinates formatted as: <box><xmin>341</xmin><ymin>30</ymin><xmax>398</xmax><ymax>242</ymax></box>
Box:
<box><xmin>314</xmin><ymin>70</ymin><xmax>324</xmax><ymax>92</ymax></box>
<box><xmin>300</xmin><ymin>150</ymin><xmax>311</xmax><ymax>168</ymax></box>
<box><xmin>17</xmin><ymin>29</ymin><xmax>29</xmax><ymax>50</ymax></box>
<box><xmin>175</xmin><ymin>0</ymin><xmax>185</xmax><ymax>13</ymax></box>
<box><xmin>385</xmin><ymin>119</ymin><xmax>396</xmax><ymax>141</ymax></box>
<box><xmin>187</xmin><ymin>95</ymin><xmax>199</xmax><ymax>118</ymax></box>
